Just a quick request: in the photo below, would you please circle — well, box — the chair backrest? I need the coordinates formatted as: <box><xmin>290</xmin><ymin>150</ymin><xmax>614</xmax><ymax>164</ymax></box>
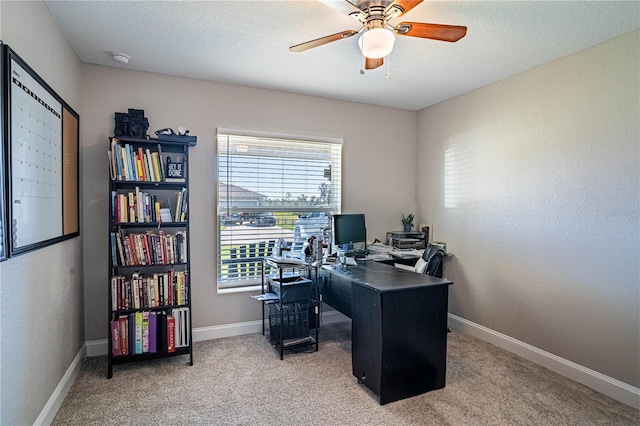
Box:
<box><xmin>422</xmin><ymin>244</ymin><xmax>445</xmax><ymax>278</ymax></box>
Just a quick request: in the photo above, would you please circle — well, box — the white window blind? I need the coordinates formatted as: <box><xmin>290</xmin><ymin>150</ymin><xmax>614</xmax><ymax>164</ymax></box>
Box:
<box><xmin>217</xmin><ymin>131</ymin><xmax>342</xmax><ymax>289</ymax></box>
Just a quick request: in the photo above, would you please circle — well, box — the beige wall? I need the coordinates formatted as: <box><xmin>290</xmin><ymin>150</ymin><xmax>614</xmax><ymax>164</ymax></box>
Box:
<box><xmin>80</xmin><ymin>65</ymin><xmax>418</xmax><ymax>340</ymax></box>
<box><xmin>0</xmin><ymin>1</ymin><xmax>84</xmax><ymax>424</ymax></box>
<box><xmin>417</xmin><ymin>30</ymin><xmax>639</xmax><ymax>387</ymax></box>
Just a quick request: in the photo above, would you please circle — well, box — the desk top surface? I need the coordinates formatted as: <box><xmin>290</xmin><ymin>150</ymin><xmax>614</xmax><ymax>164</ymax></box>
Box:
<box><xmin>322</xmin><ymin>260</ymin><xmax>452</xmax><ymax>292</ymax></box>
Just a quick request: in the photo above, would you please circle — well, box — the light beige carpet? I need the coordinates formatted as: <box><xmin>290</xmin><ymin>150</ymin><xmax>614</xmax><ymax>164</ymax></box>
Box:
<box><xmin>53</xmin><ymin>323</ymin><xmax>639</xmax><ymax>425</ymax></box>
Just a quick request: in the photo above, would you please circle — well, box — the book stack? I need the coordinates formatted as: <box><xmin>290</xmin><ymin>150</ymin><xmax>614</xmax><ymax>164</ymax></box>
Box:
<box><xmin>109</xmin><ymin>139</ymin><xmax>167</xmax><ymax>182</ymax></box>
<box><xmin>111</xmin><ymin>229</ymin><xmax>188</xmax><ymax>266</ymax></box>
<box><xmin>111</xmin><ymin>270</ymin><xmax>189</xmax><ymax>310</ymax></box>
<box><xmin>111</xmin><ymin>309</ymin><xmax>190</xmax><ymax>356</ymax></box>
<box><xmin>159</xmin><ymin>208</ymin><xmax>172</xmax><ymax>223</ymax></box>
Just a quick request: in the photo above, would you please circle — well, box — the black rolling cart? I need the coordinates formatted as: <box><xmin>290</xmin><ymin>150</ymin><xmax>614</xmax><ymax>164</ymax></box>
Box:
<box><xmin>256</xmin><ymin>257</ymin><xmax>319</xmax><ymax>359</ymax></box>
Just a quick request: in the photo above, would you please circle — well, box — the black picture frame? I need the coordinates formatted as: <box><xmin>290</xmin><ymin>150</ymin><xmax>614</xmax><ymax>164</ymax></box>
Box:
<box><xmin>2</xmin><ymin>45</ymin><xmax>79</xmax><ymax>257</ymax></box>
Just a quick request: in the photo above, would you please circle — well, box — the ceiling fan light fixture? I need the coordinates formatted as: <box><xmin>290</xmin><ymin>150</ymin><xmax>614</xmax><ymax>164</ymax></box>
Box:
<box><xmin>358</xmin><ymin>27</ymin><xmax>395</xmax><ymax>59</ymax></box>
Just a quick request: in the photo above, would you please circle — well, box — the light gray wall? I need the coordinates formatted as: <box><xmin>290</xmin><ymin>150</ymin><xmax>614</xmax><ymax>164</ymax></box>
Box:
<box><xmin>0</xmin><ymin>1</ymin><xmax>84</xmax><ymax>424</ymax></box>
<box><xmin>80</xmin><ymin>65</ymin><xmax>418</xmax><ymax>340</ymax></box>
<box><xmin>417</xmin><ymin>30</ymin><xmax>639</xmax><ymax>388</ymax></box>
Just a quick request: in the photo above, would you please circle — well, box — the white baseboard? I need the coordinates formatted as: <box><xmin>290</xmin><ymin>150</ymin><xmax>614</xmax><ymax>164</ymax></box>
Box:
<box><xmin>448</xmin><ymin>314</ymin><xmax>640</xmax><ymax>410</ymax></box>
<box><xmin>85</xmin><ymin>310</ymin><xmax>349</xmax><ymax>356</ymax></box>
<box><xmin>34</xmin><ymin>344</ymin><xmax>86</xmax><ymax>426</ymax></box>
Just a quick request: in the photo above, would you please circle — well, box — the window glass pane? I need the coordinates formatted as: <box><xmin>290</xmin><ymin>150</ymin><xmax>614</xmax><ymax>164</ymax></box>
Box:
<box><xmin>217</xmin><ymin>133</ymin><xmax>341</xmax><ymax>289</ymax></box>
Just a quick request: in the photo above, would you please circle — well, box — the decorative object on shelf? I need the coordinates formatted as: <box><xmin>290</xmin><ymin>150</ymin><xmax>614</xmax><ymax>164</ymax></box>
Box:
<box><xmin>401</xmin><ymin>213</ymin><xmax>415</xmax><ymax>232</ymax></box>
<box><xmin>165</xmin><ymin>156</ymin><xmax>186</xmax><ymax>182</ymax></box>
<box><xmin>114</xmin><ymin>108</ymin><xmax>149</xmax><ymax>138</ymax></box>
<box><xmin>155</xmin><ymin>127</ymin><xmax>198</xmax><ymax>145</ymax></box>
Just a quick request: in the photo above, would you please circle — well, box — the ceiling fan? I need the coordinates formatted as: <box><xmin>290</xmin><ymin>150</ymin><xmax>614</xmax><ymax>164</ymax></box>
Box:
<box><xmin>290</xmin><ymin>0</ymin><xmax>467</xmax><ymax>71</ymax></box>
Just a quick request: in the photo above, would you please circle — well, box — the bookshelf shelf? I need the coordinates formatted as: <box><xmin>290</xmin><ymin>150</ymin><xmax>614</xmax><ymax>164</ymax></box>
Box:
<box><xmin>111</xmin><ymin>181</ymin><xmax>186</xmax><ymax>190</ymax></box>
<box><xmin>114</xmin><ymin>262</ymin><xmax>189</xmax><ymax>268</ymax></box>
<box><xmin>114</xmin><ymin>222</ymin><xmax>186</xmax><ymax>228</ymax></box>
<box><xmin>107</xmin><ymin>136</ymin><xmax>193</xmax><ymax>378</ymax></box>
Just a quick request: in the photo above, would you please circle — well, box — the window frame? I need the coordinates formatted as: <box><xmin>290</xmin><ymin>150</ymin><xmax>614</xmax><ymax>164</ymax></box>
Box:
<box><xmin>216</xmin><ymin>129</ymin><xmax>342</xmax><ymax>290</ymax></box>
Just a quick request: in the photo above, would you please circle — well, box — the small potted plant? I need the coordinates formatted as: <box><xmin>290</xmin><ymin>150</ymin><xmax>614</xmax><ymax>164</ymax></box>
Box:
<box><xmin>402</xmin><ymin>213</ymin><xmax>415</xmax><ymax>232</ymax></box>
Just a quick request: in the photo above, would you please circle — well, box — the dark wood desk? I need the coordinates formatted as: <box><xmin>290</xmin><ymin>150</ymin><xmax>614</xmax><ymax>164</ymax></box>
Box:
<box><xmin>320</xmin><ymin>260</ymin><xmax>453</xmax><ymax>405</ymax></box>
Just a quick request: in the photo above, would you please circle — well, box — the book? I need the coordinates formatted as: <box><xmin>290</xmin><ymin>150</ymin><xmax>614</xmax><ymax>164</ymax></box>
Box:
<box><xmin>119</xmin><ymin>315</ymin><xmax>129</xmax><ymax>355</ymax></box>
<box><xmin>156</xmin><ymin>273</ymin><xmax>164</xmax><ymax>305</ymax></box>
<box><xmin>151</xmin><ymin>152</ymin><xmax>161</xmax><ymax>181</ymax></box>
<box><xmin>158</xmin><ymin>311</ymin><xmax>166</xmax><ymax>351</ymax></box>
<box><xmin>174</xmin><ymin>309</ymin><xmax>181</xmax><ymax>348</ymax></box>
<box><xmin>149</xmin><ymin>311</ymin><xmax>157</xmax><ymax>353</ymax></box>
<box><xmin>157</xmin><ymin>144</ymin><xmax>166</xmax><ymax>181</ymax></box>
<box><xmin>107</xmin><ymin>151</ymin><xmax>115</xmax><ymax>180</ymax></box>
<box><xmin>115</xmin><ymin>230</ymin><xmax>126</xmax><ymax>266</ymax></box>
<box><xmin>109</xmin><ymin>139</ymin><xmax>117</xmax><ymax>179</ymax></box>
<box><xmin>127</xmin><ymin>192</ymin><xmax>135</xmax><ymax>222</ymax></box>
<box><xmin>135</xmin><ymin>311</ymin><xmax>143</xmax><ymax>354</ymax></box>
<box><xmin>132</xmin><ymin>272</ymin><xmax>140</xmax><ymax>308</ymax></box>
<box><xmin>128</xmin><ymin>313</ymin><xmax>135</xmax><ymax>355</ymax></box>
<box><xmin>167</xmin><ymin>315</ymin><xmax>176</xmax><ymax>353</ymax></box>
<box><xmin>148</xmin><ymin>277</ymin><xmax>156</xmax><ymax>307</ymax></box>
<box><xmin>111</xmin><ymin>320</ymin><xmax>122</xmax><ymax>356</ymax></box>
<box><xmin>174</xmin><ymin>190</ymin><xmax>183</xmax><ymax>222</ymax></box>
<box><xmin>128</xmin><ymin>144</ymin><xmax>138</xmax><ymax>180</ymax></box>
<box><xmin>111</xmin><ymin>276</ymin><xmax>118</xmax><ymax>310</ymax></box>
<box><xmin>180</xmin><ymin>189</ymin><xmax>188</xmax><ymax>222</ymax></box>
<box><xmin>122</xmin><ymin>144</ymin><xmax>131</xmax><ymax>181</ymax></box>
<box><xmin>142</xmin><ymin>311</ymin><xmax>150</xmax><ymax>353</ymax></box>
<box><xmin>153</xmin><ymin>273</ymin><xmax>160</xmax><ymax>307</ymax></box>
<box><xmin>110</xmin><ymin>232</ymin><xmax>118</xmax><ymax>266</ymax></box>
<box><xmin>137</xmin><ymin>147</ymin><xmax>147</xmax><ymax>181</ymax></box>
<box><xmin>163</xmin><ymin>272</ymin><xmax>170</xmax><ymax>305</ymax></box>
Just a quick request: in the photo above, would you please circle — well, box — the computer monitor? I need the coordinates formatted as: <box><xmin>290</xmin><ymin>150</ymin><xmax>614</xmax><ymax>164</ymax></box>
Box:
<box><xmin>332</xmin><ymin>213</ymin><xmax>366</xmax><ymax>254</ymax></box>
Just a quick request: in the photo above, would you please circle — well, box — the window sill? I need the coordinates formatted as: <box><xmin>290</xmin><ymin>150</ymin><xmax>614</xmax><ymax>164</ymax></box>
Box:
<box><xmin>217</xmin><ymin>284</ymin><xmax>262</xmax><ymax>295</ymax></box>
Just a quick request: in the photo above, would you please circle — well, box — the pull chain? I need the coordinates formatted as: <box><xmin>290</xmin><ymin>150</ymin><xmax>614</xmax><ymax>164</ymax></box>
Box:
<box><xmin>385</xmin><ymin>54</ymin><xmax>392</xmax><ymax>79</ymax></box>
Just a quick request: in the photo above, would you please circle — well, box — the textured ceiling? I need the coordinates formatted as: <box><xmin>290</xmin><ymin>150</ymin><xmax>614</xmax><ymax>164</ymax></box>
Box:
<box><xmin>45</xmin><ymin>1</ymin><xmax>640</xmax><ymax>111</ymax></box>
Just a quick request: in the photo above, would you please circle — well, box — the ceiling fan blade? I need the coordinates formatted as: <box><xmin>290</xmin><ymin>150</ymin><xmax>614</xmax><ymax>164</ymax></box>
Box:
<box><xmin>289</xmin><ymin>30</ymin><xmax>358</xmax><ymax>52</ymax></box>
<box><xmin>387</xmin><ymin>0</ymin><xmax>424</xmax><ymax>17</ymax></box>
<box><xmin>365</xmin><ymin>57</ymin><xmax>384</xmax><ymax>70</ymax></box>
<box><xmin>317</xmin><ymin>0</ymin><xmax>361</xmax><ymax>16</ymax></box>
<box><xmin>395</xmin><ymin>22</ymin><xmax>467</xmax><ymax>42</ymax></box>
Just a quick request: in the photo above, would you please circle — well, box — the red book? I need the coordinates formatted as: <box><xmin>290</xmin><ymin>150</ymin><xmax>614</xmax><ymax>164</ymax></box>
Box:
<box><xmin>160</xmin><ymin>231</ymin><xmax>167</xmax><ymax>264</ymax></box>
<box><xmin>137</xmin><ymin>147</ymin><xmax>148</xmax><ymax>181</ymax></box>
<box><xmin>119</xmin><ymin>316</ymin><xmax>129</xmax><ymax>355</ymax></box>
<box><xmin>167</xmin><ymin>315</ymin><xmax>176</xmax><ymax>353</ymax></box>
<box><xmin>142</xmin><ymin>234</ymin><xmax>152</xmax><ymax>265</ymax></box>
<box><xmin>127</xmin><ymin>234</ymin><xmax>139</xmax><ymax>265</ymax></box>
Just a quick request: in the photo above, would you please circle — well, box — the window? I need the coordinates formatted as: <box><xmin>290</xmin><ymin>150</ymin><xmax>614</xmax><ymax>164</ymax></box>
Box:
<box><xmin>217</xmin><ymin>130</ymin><xmax>342</xmax><ymax>289</ymax></box>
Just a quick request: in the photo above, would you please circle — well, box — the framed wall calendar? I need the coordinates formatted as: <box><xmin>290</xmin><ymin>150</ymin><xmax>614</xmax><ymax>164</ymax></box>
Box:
<box><xmin>0</xmin><ymin>41</ymin><xmax>5</xmax><ymax>261</ymax></box>
<box><xmin>2</xmin><ymin>44</ymin><xmax>79</xmax><ymax>257</ymax></box>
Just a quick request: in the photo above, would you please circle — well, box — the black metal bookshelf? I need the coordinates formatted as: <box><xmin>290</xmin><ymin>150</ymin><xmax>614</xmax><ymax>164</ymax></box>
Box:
<box><xmin>107</xmin><ymin>136</ymin><xmax>193</xmax><ymax>378</ymax></box>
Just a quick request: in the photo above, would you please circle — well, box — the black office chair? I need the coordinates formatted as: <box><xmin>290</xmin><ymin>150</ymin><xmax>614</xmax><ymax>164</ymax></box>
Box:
<box><xmin>421</xmin><ymin>243</ymin><xmax>446</xmax><ymax>278</ymax></box>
